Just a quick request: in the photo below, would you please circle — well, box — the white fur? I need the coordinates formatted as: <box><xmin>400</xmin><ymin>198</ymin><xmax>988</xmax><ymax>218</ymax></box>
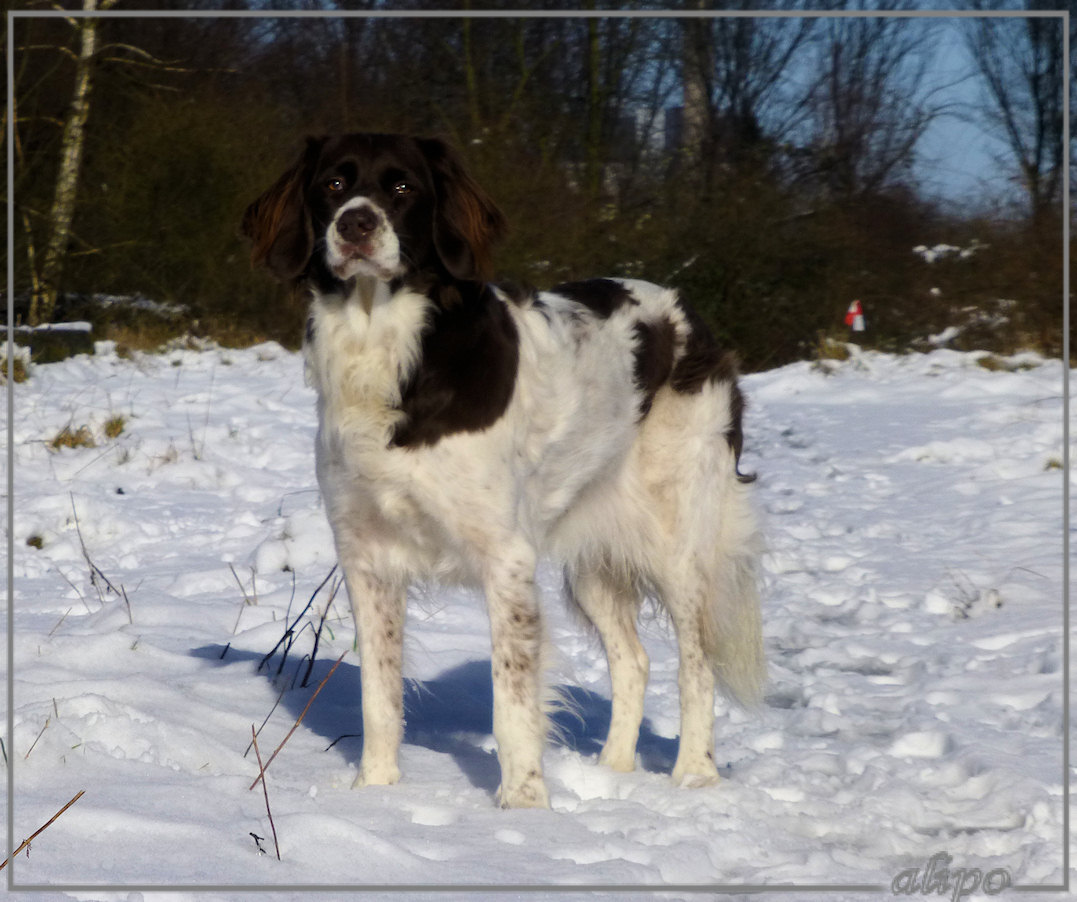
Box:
<box><xmin>326</xmin><ymin>198</ymin><xmax>405</xmax><ymax>282</ymax></box>
<box><xmin>308</xmin><ymin>272</ymin><xmax>765</xmax><ymax>808</ymax></box>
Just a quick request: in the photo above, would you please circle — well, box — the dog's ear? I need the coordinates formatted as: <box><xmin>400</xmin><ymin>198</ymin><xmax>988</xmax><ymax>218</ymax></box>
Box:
<box><xmin>418</xmin><ymin>137</ymin><xmax>507</xmax><ymax>282</ymax></box>
<box><xmin>242</xmin><ymin>137</ymin><xmax>324</xmax><ymax>282</ymax></box>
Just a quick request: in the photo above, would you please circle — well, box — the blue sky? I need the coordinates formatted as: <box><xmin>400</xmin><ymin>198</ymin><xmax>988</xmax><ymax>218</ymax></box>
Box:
<box><xmin>913</xmin><ymin>17</ymin><xmax>1024</xmax><ymax>213</ymax></box>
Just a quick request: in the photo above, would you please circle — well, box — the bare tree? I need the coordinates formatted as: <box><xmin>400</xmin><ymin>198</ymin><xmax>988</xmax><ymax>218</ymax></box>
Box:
<box><xmin>797</xmin><ymin>5</ymin><xmax>943</xmax><ymax>200</ymax></box>
<box><xmin>20</xmin><ymin>2</ymin><xmax>199</xmax><ymax>325</ymax></box>
<box><xmin>30</xmin><ymin>0</ymin><xmax>117</xmax><ymax>326</ymax></box>
<box><xmin>678</xmin><ymin>5</ymin><xmax>817</xmax><ymax>190</ymax></box>
<box><xmin>962</xmin><ymin>2</ymin><xmax>1065</xmax><ymax>225</ymax></box>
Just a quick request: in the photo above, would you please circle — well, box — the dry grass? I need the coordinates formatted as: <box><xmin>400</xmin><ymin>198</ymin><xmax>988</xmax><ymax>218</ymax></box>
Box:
<box><xmin>975</xmin><ymin>353</ymin><xmax>1041</xmax><ymax>373</ymax></box>
<box><xmin>49</xmin><ymin>425</ymin><xmax>96</xmax><ymax>451</ymax></box>
<box><xmin>104</xmin><ymin>415</ymin><xmax>127</xmax><ymax>440</ymax></box>
<box><xmin>814</xmin><ymin>332</ymin><xmax>853</xmax><ymax>362</ymax></box>
<box><xmin>103</xmin><ymin>321</ymin><xmax>187</xmax><ymax>359</ymax></box>
<box><xmin>48</xmin><ymin>415</ymin><xmax>128</xmax><ymax>452</ymax></box>
<box><xmin>1</xmin><ymin>356</ymin><xmax>29</xmax><ymax>383</ymax></box>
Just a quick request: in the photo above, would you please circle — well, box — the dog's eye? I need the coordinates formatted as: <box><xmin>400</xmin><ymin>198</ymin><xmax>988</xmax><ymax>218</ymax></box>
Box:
<box><xmin>326</xmin><ymin>177</ymin><xmax>346</xmax><ymax>193</ymax></box>
<box><xmin>393</xmin><ymin>181</ymin><xmax>412</xmax><ymax>196</ymax></box>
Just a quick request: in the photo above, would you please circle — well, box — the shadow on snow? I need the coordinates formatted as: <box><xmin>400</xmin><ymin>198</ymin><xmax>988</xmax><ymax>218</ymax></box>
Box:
<box><xmin>192</xmin><ymin>645</ymin><xmax>680</xmax><ymax>798</ymax></box>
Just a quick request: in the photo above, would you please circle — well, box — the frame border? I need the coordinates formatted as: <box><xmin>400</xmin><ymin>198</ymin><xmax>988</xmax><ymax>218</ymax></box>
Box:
<box><xmin>5</xmin><ymin>6</ymin><xmax>1070</xmax><ymax>895</ymax></box>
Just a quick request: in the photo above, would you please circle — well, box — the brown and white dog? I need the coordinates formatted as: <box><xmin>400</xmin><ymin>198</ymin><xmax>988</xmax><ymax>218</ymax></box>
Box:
<box><xmin>242</xmin><ymin>133</ymin><xmax>764</xmax><ymax>808</ymax></box>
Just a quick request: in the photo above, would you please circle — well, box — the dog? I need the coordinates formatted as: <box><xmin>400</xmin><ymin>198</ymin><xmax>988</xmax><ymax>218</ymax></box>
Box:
<box><xmin>242</xmin><ymin>133</ymin><xmax>764</xmax><ymax>808</ymax></box>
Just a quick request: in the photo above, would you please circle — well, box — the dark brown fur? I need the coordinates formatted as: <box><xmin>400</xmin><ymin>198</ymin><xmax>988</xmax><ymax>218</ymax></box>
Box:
<box><xmin>552</xmin><ymin>278</ymin><xmax>639</xmax><ymax>319</ymax></box>
<box><xmin>391</xmin><ymin>283</ymin><xmax>519</xmax><ymax>448</ymax></box>
<box><xmin>632</xmin><ymin>319</ymin><xmax>677</xmax><ymax>419</ymax></box>
<box><xmin>666</xmin><ymin>297</ymin><xmax>754</xmax><ymax>483</ymax></box>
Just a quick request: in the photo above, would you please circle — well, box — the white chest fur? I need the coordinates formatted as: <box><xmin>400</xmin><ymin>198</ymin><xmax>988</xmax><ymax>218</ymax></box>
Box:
<box><xmin>305</xmin><ymin>280</ymin><xmax>430</xmax><ymax>452</ymax></box>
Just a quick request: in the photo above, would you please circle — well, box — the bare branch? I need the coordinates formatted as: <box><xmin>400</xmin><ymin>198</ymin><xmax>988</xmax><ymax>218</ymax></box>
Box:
<box><xmin>248</xmin><ymin>653</ymin><xmax>345</xmax><ymax>792</ymax></box>
<box><xmin>0</xmin><ymin>791</ymin><xmax>86</xmax><ymax>871</ymax></box>
<box><xmin>251</xmin><ymin>728</ymin><xmax>281</xmax><ymax>861</ymax></box>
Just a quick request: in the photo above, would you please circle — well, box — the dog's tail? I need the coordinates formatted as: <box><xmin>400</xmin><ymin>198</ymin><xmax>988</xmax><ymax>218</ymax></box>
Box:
<box><xmin>705</xmin><ymin>489</ymin><xmax>766</xmax><ymax>707</ymax></box>
<box><xmin>696</xmin><ymin>411</ymin><xmax>766</xmax><ymax>708</ymax></box>
<box><xmin>638</xmin><ymin>371</ymin><xmax>767</xmax><ymax>708</ymax></box>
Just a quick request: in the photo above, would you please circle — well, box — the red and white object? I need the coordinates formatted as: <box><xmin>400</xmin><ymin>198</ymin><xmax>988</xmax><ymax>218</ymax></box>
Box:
<box><xmin>845</xmin><ymin>299</ymin><xmax>865</xmax><ymax>332</ymax></box>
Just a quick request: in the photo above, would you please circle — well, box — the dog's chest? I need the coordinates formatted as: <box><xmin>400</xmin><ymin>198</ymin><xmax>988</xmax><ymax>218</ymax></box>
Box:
<box><xmin>306</xmin><ymin>290</ymin><xmax>429</xmax><ymax>448</ymax></box>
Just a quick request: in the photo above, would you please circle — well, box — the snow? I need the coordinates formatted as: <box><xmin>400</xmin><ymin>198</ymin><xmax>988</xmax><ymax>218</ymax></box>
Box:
<box><xmin>6</xmin><ymin>338</ymin><xmax>1068</xmax><ymax>899</ymax></box>
<box><xmin>913</xmin><ymin>242</ymin><xmax>986</xmax><ymax>263</ymax></box>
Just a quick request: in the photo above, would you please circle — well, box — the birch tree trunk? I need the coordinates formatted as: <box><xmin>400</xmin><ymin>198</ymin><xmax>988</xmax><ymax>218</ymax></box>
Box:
<box><xmin>30</xmin><ymin>0</ymin><xmax>115</xmax><ymax>326</ymax></box>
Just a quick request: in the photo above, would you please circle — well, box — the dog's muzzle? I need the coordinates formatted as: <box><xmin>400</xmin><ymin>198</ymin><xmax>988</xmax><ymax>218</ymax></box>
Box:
<box><xmin>327</xmin><ymin>200</ymin><xmax>402</xmax><ymax>280</ymax></box>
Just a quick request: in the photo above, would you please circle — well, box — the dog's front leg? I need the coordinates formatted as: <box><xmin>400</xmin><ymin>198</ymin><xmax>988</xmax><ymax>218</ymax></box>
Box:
<box><xmin>346</xmin><ymin>569</ymin><xmax>407</xmax><ymax>788</ymax></box>
<box><xmin>484</xmin><ymin>543</ymin><xmax>549</xmax><ymax>809</ymax></box>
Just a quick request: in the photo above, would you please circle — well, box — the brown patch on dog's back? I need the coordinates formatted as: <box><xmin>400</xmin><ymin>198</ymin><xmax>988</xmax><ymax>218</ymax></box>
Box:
<box><xmin>552</xmin><ymin>279</ymin><xmax>638</xmax><ymax>319</ymax></box>
<box><xmin>632</xmin><ymin>319</ymin><xmax>676</xmax><ymax>418</ymax></box>
<box><xmin>669</xmin><ymin>297</ymin><xmax>755</xmax><ymax>482</ymax></box>
<box><xmin>670</xmin><ymin>298</ymin><xmax>728</xmax><ymax>393</ymax></box>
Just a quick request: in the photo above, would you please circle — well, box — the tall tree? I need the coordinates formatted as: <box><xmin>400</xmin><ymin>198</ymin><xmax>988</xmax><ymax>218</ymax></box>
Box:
<box><xmin>31</xmin><ymin>0</ymin><xmax>117</xmax><ymax>325</ymax></box>
<box><xmin>797</xmin><ymin>4</ymin><xmax>942</xmax><ymax>200</ymax></box>
<box><xmin>678</xmin><ymin>5</ymin><xmax>817</xmax><ymax>190</ymax></box>
<box><xmin>963</xmin><ymin>2</ymin><xmax>1065</xmax><ymax>225</ymax></box>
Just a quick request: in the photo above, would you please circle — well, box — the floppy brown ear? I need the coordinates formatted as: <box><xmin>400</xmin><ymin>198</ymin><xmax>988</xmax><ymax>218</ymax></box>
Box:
<box><xmin>242</xmin><ymin>137</ymin><xmax>324</xmax><ymax>282</ymax></box>
<box><xmin>417</xmin><ymin>137</ymin><xmax>507</xmax><ymax>282</ymax></box>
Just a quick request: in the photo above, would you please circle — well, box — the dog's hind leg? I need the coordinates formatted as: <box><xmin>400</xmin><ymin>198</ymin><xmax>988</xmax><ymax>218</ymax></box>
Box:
<box><xmin>657</xmin><ymin>564</ymin><xmax>723</xmax><ymax>787</ymax></box>
<box><xmin>654</xmin><ymin>482</ymin><xmax>764</xmax><ymax>786</ymax></box>
<box><xmin>567</xmin><ymin>561</ymin><xmax>648</xmax><ymax>772</ymax></box>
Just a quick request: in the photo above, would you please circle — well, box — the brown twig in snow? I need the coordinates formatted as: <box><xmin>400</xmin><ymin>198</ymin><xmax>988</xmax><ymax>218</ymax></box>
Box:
<box><xmin>228</xmin><ymin>562</ymin><xmax>259</xmax><ymax>638</ymax></box>
<box><xmin>69</xmin><ymin>493</ymin><xmax>120</xmax><ymax>602</ymax></box>
<box><xmin>24</xmin><ymin>717</ymin><xmax>50</xmax><ymax>760</ymax></box>
<box><xmin>0</xmin><ymin>790</ymin><xmax>85</xmax><ymax>871</ymax></box>
<box><xmin>248</xmin><ymin>652</ymin><xmax>344</xmax><ymax>791</ymax></box>
<box><xmin>244</xmin><ymin>682</ymin><xmax>288</xmax><ymax>759</ymax></box>
<box><xmin>251</xmin><ymin>727</ymin><xmax>281</xmax><ymax>861</ymax></box>
<box><xmin>55</xmin><ymin>566</ymin><xmax>92</xmax><ymax>613</ymax></box>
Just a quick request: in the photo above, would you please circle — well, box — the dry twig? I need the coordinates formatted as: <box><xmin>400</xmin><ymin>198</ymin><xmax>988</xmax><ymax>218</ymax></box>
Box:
<box><xmin>258</xmin><ymin>566</ymin><xmax>337</xmax><ymax>674</ymax></box>
<box><xmin>244</xmin><ymin>683</ymin><xmax>288</xmax><ymax>759</ymax></box>
<box><xmin>302</xmin><ymin>576</ymin><xmax>342</xmax><ymax>688</ymax></box>
<box><xmin>251</xmin><ymin>727</ymin><xmax>281</xmax><ymax>861</ymax></box>
<box><xmin>70</xmin><ymin>493</ymin><xmax>120</xmax><ymax>602</ymax></box>
<box><xmin>24</xmin><ymin>717</ymin><xmax>50</xmax><ymax>760</ymax></box>
<box><xmin>248</xmin><ymin>652</ymin><xmax>344</xmax><ymax>791</ymax></box>
<box><xmin>0</xmin><ymin>790</ymin><xmax>85</xmax><ymax>871</ymax></box>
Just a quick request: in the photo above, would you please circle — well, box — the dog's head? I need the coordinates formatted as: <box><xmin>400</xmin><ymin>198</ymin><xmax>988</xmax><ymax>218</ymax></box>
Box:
<box><xmin>242</xmin><ymin>133</ymin><xmax>507</xmax><ymax>287</ymax></box>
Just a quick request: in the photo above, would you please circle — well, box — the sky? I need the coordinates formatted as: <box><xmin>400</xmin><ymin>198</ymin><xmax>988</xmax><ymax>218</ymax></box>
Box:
<box><xmin>912</xmin><ymin>17</ymin><xmax>1024</xmax><ymax>213</ymax></box>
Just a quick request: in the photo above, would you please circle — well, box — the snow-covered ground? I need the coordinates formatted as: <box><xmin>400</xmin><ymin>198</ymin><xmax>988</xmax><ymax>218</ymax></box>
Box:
<box><xmin>5</xmin><ymin>338</ymin><xmax>1069</xmax><ymax>900</ymax></box>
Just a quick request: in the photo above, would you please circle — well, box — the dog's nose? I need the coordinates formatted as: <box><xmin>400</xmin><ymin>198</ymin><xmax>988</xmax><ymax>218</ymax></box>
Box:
<box><xmin>337</xmin><ymin>206</ymin><xmax>379</xmax><ymax>243</ymax></box>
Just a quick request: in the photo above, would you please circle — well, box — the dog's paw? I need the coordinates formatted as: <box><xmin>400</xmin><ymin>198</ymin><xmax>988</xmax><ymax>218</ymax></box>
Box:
<box><xmin>353</xmin><ymin>761</ymin><xmax>401</xmax><ymax>788</ymax></box>
<box><xmin>675</xmin><ymin>770</ymin><xmax>721</xmax><ymax>789</ymax></box>
<box><xmin>496</xmin><ymin>776</ymin><xmax>550</xmax><ymax>809</ymax></box>
<box><xmin>598</xmin><ymin>746</ymin><xmax>638</xmax><ymax>773</ymax></box>
<box><xmin>672</xmin><ymin>755</ymin><xmax>720</xmax><ymax>788</ymax></box>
